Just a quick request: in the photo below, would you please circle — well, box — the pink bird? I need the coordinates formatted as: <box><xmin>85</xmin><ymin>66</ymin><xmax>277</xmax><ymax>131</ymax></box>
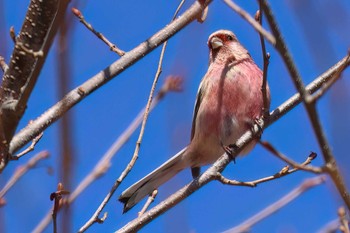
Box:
<box><xmin>119</xmin><ymin>29</ymin><xmax>270</xmax><ymax>213</ymax></box>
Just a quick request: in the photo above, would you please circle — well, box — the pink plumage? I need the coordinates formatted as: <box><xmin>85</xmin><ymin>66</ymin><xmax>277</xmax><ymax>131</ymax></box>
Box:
<box><xmin>119</xmin><ymin>29</ymin><xmax>270</xmax><ymax>213</ymax></box>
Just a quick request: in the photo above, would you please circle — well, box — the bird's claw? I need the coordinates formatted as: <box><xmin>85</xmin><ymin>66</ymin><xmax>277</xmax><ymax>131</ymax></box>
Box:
<box><xmin>222</xmin><ymin>143</ymin><xmax>238</xmax><ymax>164</ymax></box>
<box><xmin>245</xmin><ymin>117</ymin><xmax>264</xmax><ymax>139</ymax></box>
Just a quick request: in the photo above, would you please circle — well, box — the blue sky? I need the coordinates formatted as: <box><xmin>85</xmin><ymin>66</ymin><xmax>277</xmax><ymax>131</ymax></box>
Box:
<box><xmin>1</xmin><ymin>0</ymin><xmax>350</xmax><ymax>232</ymax></box>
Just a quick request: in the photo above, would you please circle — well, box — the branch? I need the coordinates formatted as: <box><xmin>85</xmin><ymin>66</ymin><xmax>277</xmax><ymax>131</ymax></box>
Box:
<box><xmin>222</xmin><ymin>176</ymin><xmax>326</xmax><ymax>233</ymax></box>
<box><xmin>260</xmin><ymin>0</ymin><xmax>350</xmax><ymax>210</ymax></box>
<box><xmin>222</xmin><ymin>0</ymin><xmax>276</xmax><ymax>45</ymax></box>
<box><xmin>49</xmin><ymin>183</ymin><xmax>70</xmax><ymax>233</ymax></box>
<box><xmin>114</xmin><ymin>54</ymin><xmax>350</xmax><ymax>233</ymax></box>
<box><xmin>31</xmin><ymin>77</ymin><xmax>181</xmax><ymax>233</ymax></box>
<box><xmin>79</xmin><ymin>1</ymin><xmax>187</xmax><ymax>231</ymax></box>
<box><xmin>0</xmin><ymin>0</ymin><xmax>70</xmax><ymax>172</ymax></box>
<box><xmin>9</xmin><ymin>0</ymin><xmax>212</xmax><ymax>158</ymax></box>
<box><xmin>71</xmin><ymin>7</ymin><xmax>125</xmax><ymax>56</ymax></box>
<box><xmin>254</xmin><ymin>8</ymin><xmax>270</xmax><ymax>118</ymax></box>
<box><xmin>13</xmin><ymin>128</ymin><xmax>43</xmax><ymax>159</ymax></box>
<box><xmin>310</xmin><ymin>52</ymin><xmax>350</xmax><ymax>103</ymax></box>
<box><xmin>215</xmin><ymin>151</ymin><xmax>319</xmax><ymax>187</ymax></box>
<box><xmin>138</xmin><ymin>190</ymin><xmax>158</xmax><ymax>216</ymax></box>
<box><xmin>259</xmin><ymin>141</ymin><xmax>322</xmax><ymax>173</ymax></box>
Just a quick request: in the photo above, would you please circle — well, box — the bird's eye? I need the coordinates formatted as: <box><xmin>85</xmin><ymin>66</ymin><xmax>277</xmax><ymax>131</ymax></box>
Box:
<box><xmin>226</xmin><ymin>35</ymin><xmax>233</xmax><ymax>41</ymax></box>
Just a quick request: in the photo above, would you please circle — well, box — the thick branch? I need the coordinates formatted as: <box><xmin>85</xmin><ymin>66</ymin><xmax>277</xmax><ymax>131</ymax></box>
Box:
<box><xmin>0</xmin><ymin>0</ymin><xmax>70</xmax><ymax>171</ymax></box>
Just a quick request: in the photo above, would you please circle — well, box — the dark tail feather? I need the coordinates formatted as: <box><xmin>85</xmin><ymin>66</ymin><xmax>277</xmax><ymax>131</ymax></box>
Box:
<box><xmin>119</xmin><ymin>148</ymin><xmax>187</xmax><ymax>213</ymax></box>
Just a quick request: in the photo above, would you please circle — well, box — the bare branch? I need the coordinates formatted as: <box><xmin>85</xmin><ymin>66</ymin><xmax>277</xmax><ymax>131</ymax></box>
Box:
<box><xmin>216</xmin><ymin>151</ymin><xmax>319</xmax><ymax>188</ymax></box>
<box><xmin>0</xmin><ymin>0</ymin><xmax>71</xmax><ymax>172</ymax></box>
<box><xmin>0</xmin><ymin>151</ymin><xmax>49</xmax><ymax>200</ymax></box>
<box><xmin>310</xmin><ymin>52</ymin><xmax>350</xmax><ymax>103</ymax></box>
<box><xmin>31</xmin><ymin>76</ymin><xmax>181</xmax><ymax>233</ymax></box>
<box><xmin>255</xmin><ymin>8</ymin><xmax>270</xmax><ymax>118</ymax></box>
<box><xmin>49</xmin><ymin>183</ymin><xmax>70</xmax><ymax>233</ymax></box>
<box><xmin>114</xmin><ymin>54</ymin><xmax>350</xmax><ymax>232</ymax></box>
<box><xmin>259</xmin><ymin>141</ymin><xmax>322</xmax><ymax>173</ymax></box>
<box><xmin>13</xmin><ymin>130</ymin><xmax>43</xmax><ymax>159</ymax></box>
<box><xmin>260</xmin><ymin>0</ymin><xmax>350</xmax><ymax>210</ymax></box>
<box><xmin>78</xmin><ymin>2</ymin><xmax>188</xmax><ymax>231</ymax></box>
<box><xmin>222</xmin><ymin>176</ymin><xmax>326</xmax><ymax>233</ymax></box>
<box><xmin>222</xmin><ymin>0</ymin><xmax>276</xmax><ymax>45</ymax></box>
<box><xmin>71</xmin><ymin>7</ymin><xmax>125</xmax><ymax>56</ymax></box>
<box><xmin>138</xmin><ymin>190</ymin><xmax>158</xmax><ymax>217</ymax></box>
<box><xmin>9</xmin><ymin>0</ymin><xmax>212</xmax><ymax>158</ymax></box>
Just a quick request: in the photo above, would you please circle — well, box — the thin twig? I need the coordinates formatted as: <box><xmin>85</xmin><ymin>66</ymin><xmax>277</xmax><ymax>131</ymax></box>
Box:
<box><xmin>222</xmin><ymin>176</ymin><xmax>326</xmax><ymax>233</ymax></box>
<box><xmin>260</xmin><ymin>0</ymin><xmax>350</xmax><ymax>210</ymax></box>
<box><xmin>255</xmin><ymin>8</ymin><xmax>270</xmax><ymax>118</ymax></box>
<box><xmin>0</xmin><ymin>151</ymin><xmax>49</xmax><ymax>199</ymax></box>
<box><xmin>138</xmin><ymin>190</ymin><xmax>158</xmax><ymax>217</ymax></box>
<box><xmin>310</xmin><ymin>52</ymin><xmax>350</xmax><ymax>103</ymax></box>
<box><xmin>50</xmin><ymin>183</ymin><xmax>70</xmax><ymax>233</ymax></box>
<box><xmin>78</xmin><ymin>2</ymin><xmax>187</xmax><ymax>231</ymax></box>
<box><xmin>71</xmin><ymin>7</ymin><xmax>125</xmax><ymax>56</ymax></box>
<box><xmin>70</xmin><ymin>76</ymin><xmax>182</xmax><ymax>202</ymax></box>
<box><xmin>222</xmin><ymin>0</ymin><xmax>276</xmax><ymax>45</ymax></box>
<box><xmin>12</xmin><ymin>130</ymin><xmax>43</xmax><ymax>159</ymax></box>
<box><xmin>114</xmin><ymin>54</ymin><xmax>350</xmax><ymax>233</ymax></box>
<box><xmin>31</xmin><ymin>77</ymin><xmax>181</xmax><ymax>233</ymax></box>
<box><xmin>216</xmin><ymin>151</ymin><xmax>318</xmax><ymax>187</ymax></box>
<box><xmin>9</xmin><ymin>0</ymin><xmax>212</xmax><ymax>157</ymax></box>
<box><xmin>259</xmin><ymin>141</ymin><xmax>322</xmax><ymax>173</ymax></box>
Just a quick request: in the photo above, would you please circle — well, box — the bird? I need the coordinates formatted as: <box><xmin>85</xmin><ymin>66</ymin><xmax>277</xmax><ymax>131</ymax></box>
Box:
<box><xmin>119</xmin><ymin>29</ymin><xmax>270</xmax><ymax>213</ymax></box>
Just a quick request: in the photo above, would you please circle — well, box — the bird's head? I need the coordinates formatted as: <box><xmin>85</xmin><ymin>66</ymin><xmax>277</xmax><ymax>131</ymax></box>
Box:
<box><xmin>208</xmin><ymin>30</ymin><xmax>250</xmax><ymax>64</ymax></box>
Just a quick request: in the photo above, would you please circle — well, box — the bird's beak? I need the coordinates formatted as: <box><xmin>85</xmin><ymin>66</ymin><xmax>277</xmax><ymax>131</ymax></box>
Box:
<box><xmin>210</xmin><ymin>37</ymin><xmax>223</xmax><ymax>49</ymax></box>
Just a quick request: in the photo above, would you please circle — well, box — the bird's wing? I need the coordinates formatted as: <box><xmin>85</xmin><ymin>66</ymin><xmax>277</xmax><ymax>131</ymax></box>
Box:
<box><xmin>190</xmin><ymin>76</ymin><xmax>206</xmax><ymax>178</ymax></box>
<box><xmin>190</xmin><ymin>79</ymin><xmax>205</xmax><ymax>140</ymax></box>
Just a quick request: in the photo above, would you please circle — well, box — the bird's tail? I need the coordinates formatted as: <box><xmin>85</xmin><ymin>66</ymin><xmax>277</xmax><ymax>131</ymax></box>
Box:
<box><xmin>119</xmin><ymin>147</ymin><xmax>188</xmax><ymax>213</ymax></box>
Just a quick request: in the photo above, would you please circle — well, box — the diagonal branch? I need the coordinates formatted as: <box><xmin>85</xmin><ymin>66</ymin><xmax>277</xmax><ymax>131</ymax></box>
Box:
<box><xmin>115</xmin><ymin>54</ymin><xmax>350</xmax><ymax>233</ymax></box>
<box><xmin>31</xmin><ymin>77</ymin><xmax>182</xmax><ymax>233</ymax></box>
<box><xmin>259</xmin><ymin>0</ymin><xmax>350</xmax><ymax>211</ymax></box>
<box><xmin>223</xmin><ymin>176</ymin><xmax>326</xmax><ymax>233</ymax></box>
<box><xmin>9</xmin><ymin>0</ymin><xmax>212</xmax><ymax>160</ymax></box>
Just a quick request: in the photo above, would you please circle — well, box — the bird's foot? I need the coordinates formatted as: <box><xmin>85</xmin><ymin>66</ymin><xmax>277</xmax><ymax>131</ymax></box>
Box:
<box><xmin>245</xmin><ymin>117</ymin><xmax>264</xmax><ymax>139</ymax></box>
<box><xmin>222</xmin><ymin>143</ymin><xmax>238</xmax><ymax>164</ymax></box>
